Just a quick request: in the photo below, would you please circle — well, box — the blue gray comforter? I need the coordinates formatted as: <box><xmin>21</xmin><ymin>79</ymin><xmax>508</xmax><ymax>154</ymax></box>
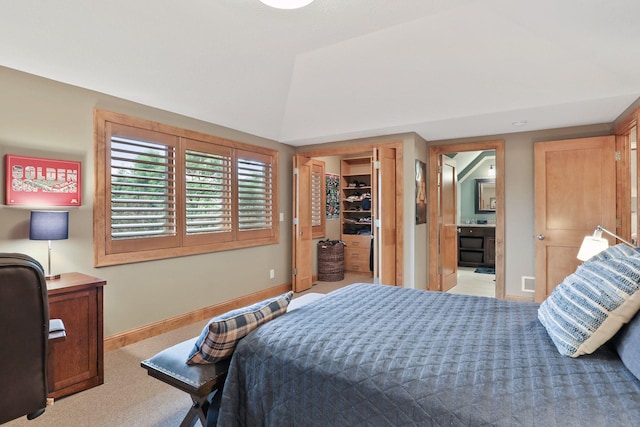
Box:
<box><xmin>217</xmin><ymin>284</ymin><xmax>640</xmax><ymax>426</ymax></box>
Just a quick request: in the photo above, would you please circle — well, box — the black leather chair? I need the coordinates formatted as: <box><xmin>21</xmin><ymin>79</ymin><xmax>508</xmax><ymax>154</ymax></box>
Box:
<box><xmin>0</xmin><ymin>253</ymin><xmax>63</xmax><ymax>424</ymax></box>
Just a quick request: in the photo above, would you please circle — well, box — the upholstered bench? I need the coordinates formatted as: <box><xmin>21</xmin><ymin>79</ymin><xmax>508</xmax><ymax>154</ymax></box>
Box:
<box><xmin>141</xmin><ymin>292</ymin><xmax>323</xmax><ymax>426</ymax></box>
<box><xmin>140</xmin><ymin>338</ymin><xmax>230</xmax><ymax>427</ymax></box>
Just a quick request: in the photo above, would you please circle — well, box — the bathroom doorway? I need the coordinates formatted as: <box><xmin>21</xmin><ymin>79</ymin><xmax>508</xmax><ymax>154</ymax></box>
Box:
<box><xmin>428</xmin><ymin>140</ymin><xmax>505</xmax><ymax>299</ymax></box>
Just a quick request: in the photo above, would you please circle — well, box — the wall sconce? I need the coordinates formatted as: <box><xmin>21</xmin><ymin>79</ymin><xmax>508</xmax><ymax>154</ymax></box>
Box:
<box><xmin>577</xmin><ymin>225</ymin><xmax>635</xmax><ymax>261</ymax></box>
<box><xmin>488</xmin><ymin>164</ymin><xmax>495</xmax><ymax>177</ymax></box>
<box><xmin>29</xmin><ymin>210</ymin><xmax>69</xmax><ymax>280</ymax></box>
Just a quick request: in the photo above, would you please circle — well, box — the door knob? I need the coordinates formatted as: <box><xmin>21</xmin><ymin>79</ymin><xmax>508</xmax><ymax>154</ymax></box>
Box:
<box><xmin>537</xmin><ymin>234</ymin><xmax>545</xmax><ymax>240</ymax></box>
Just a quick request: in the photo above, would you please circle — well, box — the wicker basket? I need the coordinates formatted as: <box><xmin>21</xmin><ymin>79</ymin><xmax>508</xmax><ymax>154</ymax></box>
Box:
<box><xmin>317</xmin><ymin>241</ymin><xmax>345</xmax><ymax>282</ymax></box>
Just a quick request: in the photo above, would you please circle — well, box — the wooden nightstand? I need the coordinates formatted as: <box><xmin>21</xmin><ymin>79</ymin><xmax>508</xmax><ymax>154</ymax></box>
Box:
<box><xmin>46</xmin><ymin>273</ymin><xmax>106</xmax><ymax>399</ymax></box>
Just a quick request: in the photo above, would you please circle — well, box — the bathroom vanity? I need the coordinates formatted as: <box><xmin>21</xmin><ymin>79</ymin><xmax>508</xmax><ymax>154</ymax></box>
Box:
<box><xmin>458</xmin><ymin>225</ymin><xmax>495</xmax><ymax>268</ymax></box>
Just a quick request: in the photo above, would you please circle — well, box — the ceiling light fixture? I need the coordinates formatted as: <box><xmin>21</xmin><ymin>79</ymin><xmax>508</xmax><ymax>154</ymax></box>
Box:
<box><xmin>259</xmin><ymin>0</ymin><xmax>314</xmax><ymax>9</ymax></box>
<box><xmin>512</xmin><ymin>120</ymin><xmax>528</xmax><ymax>127</ymax></box>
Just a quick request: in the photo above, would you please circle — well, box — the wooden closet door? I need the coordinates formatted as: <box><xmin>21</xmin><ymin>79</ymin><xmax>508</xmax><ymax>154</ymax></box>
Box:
<box><xmin>534</xmin><ymin>136</ymin><xmax>616</xmax><ymax>302</ymax></box>
<box><xmin>377</xmin><ymin>147</ymin><xmax>397</xmax><ymax>286</ymax></box>
<box><xmin>292</xmin><ymin>155</ymin><xmax>313</xmax><ymax>292</ymax></box>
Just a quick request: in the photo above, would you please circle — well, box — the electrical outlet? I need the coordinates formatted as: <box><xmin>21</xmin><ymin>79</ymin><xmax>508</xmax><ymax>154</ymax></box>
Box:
<box><xmin>270</xmin><ymin>269</ymin><xmax>275</xmax><ymax>279</ymax></box>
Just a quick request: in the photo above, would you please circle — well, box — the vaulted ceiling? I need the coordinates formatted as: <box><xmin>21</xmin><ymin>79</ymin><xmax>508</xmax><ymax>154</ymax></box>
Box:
<box><xmin>2</xmin><ymin>0</ymin><xmax>640</xmax><ymax>146</ymax></box>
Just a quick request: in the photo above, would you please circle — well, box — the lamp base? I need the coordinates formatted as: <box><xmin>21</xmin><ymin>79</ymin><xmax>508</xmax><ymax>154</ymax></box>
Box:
<box><xmin>45</xmin><ymin>273</ymin><xmax>61</xmax><ymax>280</ymax></box>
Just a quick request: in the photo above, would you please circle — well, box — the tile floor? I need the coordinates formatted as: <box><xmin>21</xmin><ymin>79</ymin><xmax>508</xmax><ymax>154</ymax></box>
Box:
<box><xmin>446</xmin><ymin>266</ymin><xmax>496</xmax><ymax>298</ymax></box>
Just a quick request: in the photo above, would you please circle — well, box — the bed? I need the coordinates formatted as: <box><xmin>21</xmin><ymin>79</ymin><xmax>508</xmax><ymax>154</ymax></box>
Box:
<box><xmin>216</xmin><ymin>283</ymin><xmax>640</xmax><ymax>426</ymax></box>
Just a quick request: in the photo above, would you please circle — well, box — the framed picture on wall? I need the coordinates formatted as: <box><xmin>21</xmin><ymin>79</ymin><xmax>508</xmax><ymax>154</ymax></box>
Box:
<box><xmin>326</xmin><ymin>173</ymin><xmax>340</xmax><ymax>219</ymax></box>
<box><xmin>5</xmin><ymin>154</ymin><xmax>81</xmax><ymax>206</ymax></box>
<box><xmin>415</xmin><ymin>160</ymin><xmax>427</xmax><ymax>224</ymax></box>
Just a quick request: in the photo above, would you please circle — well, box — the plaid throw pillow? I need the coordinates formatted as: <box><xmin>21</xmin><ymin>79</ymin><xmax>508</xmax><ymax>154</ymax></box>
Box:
<box><xmin>187</xmin><ymin>291</ymin><xmax>293</xmax><ymax>364</ymax></box>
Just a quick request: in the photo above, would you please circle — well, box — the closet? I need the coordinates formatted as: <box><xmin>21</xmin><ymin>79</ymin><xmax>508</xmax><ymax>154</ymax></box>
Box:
<box><xmin>340</xmin><ymin>156</ymin><xmax>373</xmax><ymax>274</ymax></box>
<box><xmin>292</xmin><ymin>142</ymin><xmax>402</xmax><ymax>290</ymax></box>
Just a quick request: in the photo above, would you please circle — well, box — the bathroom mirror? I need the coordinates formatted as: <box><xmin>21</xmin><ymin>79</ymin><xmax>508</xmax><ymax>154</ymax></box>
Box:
<box><xmin>475</xmin><ymin>178</ymin><xmax>496</xmax><ymax>213</ymax></box>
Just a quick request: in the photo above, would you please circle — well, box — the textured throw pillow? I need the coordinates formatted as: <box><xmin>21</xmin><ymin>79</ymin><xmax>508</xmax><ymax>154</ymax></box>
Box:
<box><xmin>187</xmin><ymin>291</ymin><xmax>293</xmax><ymax>364</ymax></box>
<box><xmin>538</xmin><ymin>255</ymin><xmax>640</xmax><ymax>357</ymax></box>
<box><xmin>588</xmin><ymin>243</ymin><xmax>640</xmax><ymax>263</ymax></box>
<box><xmin>614</xmin><ymin>311</ymin><xmax>640</xmax><ymax>381</ymax></box>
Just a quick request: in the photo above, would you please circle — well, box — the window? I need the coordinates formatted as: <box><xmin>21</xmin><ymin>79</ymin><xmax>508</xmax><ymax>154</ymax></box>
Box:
<box><xmin>94</xmin><ymin>110</ymin><xmax>279</xmax><ymax>266</ymax></box>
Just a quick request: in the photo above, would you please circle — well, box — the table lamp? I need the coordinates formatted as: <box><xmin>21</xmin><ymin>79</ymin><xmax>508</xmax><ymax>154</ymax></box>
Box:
<box><xmin>577</xmin><ymin>225</ymin><xmax>635</xmax><ymax>261</ymax></box>
<box><xmin>29</xmin><ymin>210</ymin><xmax>69</xmax><ymax>280</ymax></box>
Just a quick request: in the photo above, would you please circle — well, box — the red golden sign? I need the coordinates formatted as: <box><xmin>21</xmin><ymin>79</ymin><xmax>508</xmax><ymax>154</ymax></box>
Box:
<box><xmin>5</xmin><ymin>155</ymin><xmax>81</xmax><ymax>206</ymax></box>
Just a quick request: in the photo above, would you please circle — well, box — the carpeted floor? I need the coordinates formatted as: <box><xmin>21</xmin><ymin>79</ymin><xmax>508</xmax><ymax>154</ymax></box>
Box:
<box><xmin>5</xmin><ymin>271</ymin><xmax>489</xmax><ymax>426</ymax></box>
<box><xmin>5</xmin><ymin>321</ymin><xmax>209</xmax><ymax>427</ymax></box>
<box><xmin>3</xmin><ymin>275</ymin><xmax>370</xmax><ymax>427</ymax></box>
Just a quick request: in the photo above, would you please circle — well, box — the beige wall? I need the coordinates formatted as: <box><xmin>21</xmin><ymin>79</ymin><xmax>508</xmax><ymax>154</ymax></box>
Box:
<box><xmin>1</xmin><ymin>64</ymin><xmax>629</xmax><ymax>336</ymax></box>
<box><xmin>311</xmin><ymin>155</ymin><xmax>341</xmax><ymax>274</ymax></box>
<box><xmin>299</xmin><ymin>133</ymin><xmax>425</xmax><ymax>289</ymax></box>
<box><xmin>429</xmin><ymin>124</ymin><xmax>612</xmax><ymax>298</ymax></box>
<box><xmin>0</xmin><ymin>66</ymin><xmax>295</xmax><ymax>336</ymax></box>
<box><xmin>412</xmin><ymin>135</ymin><xmax>429</xmax><ymax>290</ymax></box>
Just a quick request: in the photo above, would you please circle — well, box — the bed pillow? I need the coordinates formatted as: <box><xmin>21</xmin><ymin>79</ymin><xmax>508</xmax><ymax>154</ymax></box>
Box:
<box><xmin>588</xmin><ymin>243</ymin><xmax>640</xmax><ymax>262</ymax></box>
<box><xmin>613</xmin><ymin>311</ymin><xmax>640</xmax><ymax>381</ymax></box>
<box><xmin>187</xmin><ymin>291</ymin><xmax>293</xmax><ymax>364</ymax></box>
<box><xmin>538</xmin><ymin>255</ymin><xmax>640</xmax><ymax>357</ymax></box>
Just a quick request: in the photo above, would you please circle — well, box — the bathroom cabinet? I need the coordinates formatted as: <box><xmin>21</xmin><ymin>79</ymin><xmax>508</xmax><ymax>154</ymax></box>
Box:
<box><xmin>458</xmin><ymin>226</ymin><xmax>495</xmax><ymax>268</ymax></box>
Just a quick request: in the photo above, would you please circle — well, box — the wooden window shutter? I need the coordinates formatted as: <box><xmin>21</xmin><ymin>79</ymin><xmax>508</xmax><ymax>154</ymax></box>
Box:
<box><xmin>236</xmin><ymin>149</ymin><xmax>275</xmax><ymax>240</ymax></box>
<box><xmin>183</xmin><ymin>139</ymin><xmax>234</xmax><ymax>244</ymax></box>
<box><xmin>106</xmin><ymin>123</ymin><xmax>180</xmax><ymax>254</ymax></box>
<box><xmin>311</xmin><ymin>160</ymin><xmax>326</xmax><ymax>238</ymax></box>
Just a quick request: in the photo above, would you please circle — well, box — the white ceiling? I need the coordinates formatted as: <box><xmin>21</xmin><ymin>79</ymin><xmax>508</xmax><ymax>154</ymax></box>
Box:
<box><xmin>2</xmin><ymin>0</ymin><xmax>640</xmax><ymax>146</ymax></box>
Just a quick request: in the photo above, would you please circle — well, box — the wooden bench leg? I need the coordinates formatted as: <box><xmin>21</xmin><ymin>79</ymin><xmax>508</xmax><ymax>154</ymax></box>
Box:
<box><xmin>180</xmin><ymin>394</ymin><xmax>209</xmax><ymax>427</ymax></box>
<box><xmin>180</xmin><ymin>387</ymin><xmax>224</xmax><ymax>427</ymax></box>
<box><xmin>140</xmin><ymin>338</ymin><xmax>230</xmax><ymax>427</ymax></box>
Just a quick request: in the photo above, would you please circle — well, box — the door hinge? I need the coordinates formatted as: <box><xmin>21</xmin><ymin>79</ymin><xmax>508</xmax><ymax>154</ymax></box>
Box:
<box><xmin>616</xmin><ymin>218</ymin><xmax>622</xmax><ymax>228</ymax></box>
<box><xmin>293</xmin><ymin>218</ymin><xmax>298</xmax><ymax>225</ymax></box>
<box><xmin>293</xmin><ymin>168</ymin><xmax>299</xmax><ymax>175</ymax></box>
<box><xmin>615</xmin><ymin>151</ymin><xmax>622</xmax><ymax>161</ymax></box>
<box><xmin>373</xmin><ymin>161</ymin><xmax>381</xmax><ymax>169</ymax></box>
<box><xmin>292</xmin><ymin>268</ymin><xmax>298</xmax><ymax>275</ymax></box>
<box><xmin>374</xmin><ymin>218</ymin><xmax>381</xmax><ymax>228</ymax></box>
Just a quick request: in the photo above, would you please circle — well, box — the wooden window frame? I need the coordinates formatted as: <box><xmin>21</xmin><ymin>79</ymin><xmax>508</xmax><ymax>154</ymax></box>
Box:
<box><xmin>94</xmin><ymin>109</ymin><xmax>279</xmax><ymax>267</ymax></box>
